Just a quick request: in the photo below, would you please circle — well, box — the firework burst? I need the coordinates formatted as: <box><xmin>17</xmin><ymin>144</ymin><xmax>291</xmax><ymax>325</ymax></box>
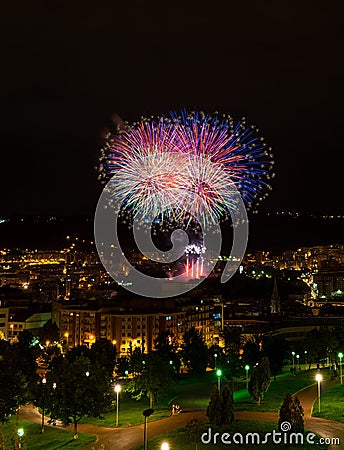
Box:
<box><xmin>99</xmin><ymin>110</ymin><xmax>274</xmax><ymax>224</ymax></box>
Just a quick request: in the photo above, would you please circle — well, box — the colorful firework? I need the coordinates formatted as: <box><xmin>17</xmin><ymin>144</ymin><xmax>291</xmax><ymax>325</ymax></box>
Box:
<box><xmin>99</xmin><ymin>110</ymin><xmax>274</xmax><ymax>223</ymax></box>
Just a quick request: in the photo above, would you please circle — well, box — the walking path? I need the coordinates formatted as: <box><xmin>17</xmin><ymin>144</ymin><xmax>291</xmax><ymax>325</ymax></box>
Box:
<box><xmin>20</xmin><ymin>378</ymin><xmax>344</xmax><ymax>449</ymax></box>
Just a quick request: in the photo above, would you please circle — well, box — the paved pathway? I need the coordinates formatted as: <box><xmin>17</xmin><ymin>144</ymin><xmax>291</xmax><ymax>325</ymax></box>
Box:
<box><xmin>296</xmin><ymin>380</ymin><xmax>344</xmax><ymax>449</ymax></box>
<box><xmin>20</xmin><ymin>378</ymin><xmax>344</xmax><ymax>450</ymax></box>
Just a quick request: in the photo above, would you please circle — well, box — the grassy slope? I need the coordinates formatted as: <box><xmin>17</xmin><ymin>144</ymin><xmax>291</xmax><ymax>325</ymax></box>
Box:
<box><xmin>0</xmin><ymin>417</ymin><xmax>95</xmax><ymax>450</ymax></box>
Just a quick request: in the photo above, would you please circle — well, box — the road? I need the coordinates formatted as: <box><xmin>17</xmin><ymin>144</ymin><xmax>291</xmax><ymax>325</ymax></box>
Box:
<box><xmin>20</xmin><ymin>378</ymin><xmax>343</xmax><ymax>449</ymax></box>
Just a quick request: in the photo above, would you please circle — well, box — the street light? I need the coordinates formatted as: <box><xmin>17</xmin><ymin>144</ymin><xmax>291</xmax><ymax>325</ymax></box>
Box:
<box><xmin>17</xmin><ymin>428</ymin><xmax>25</xmax><ymax>449</ymax></box>
<box><xmin>315</xmin><ymin>373</ymin><xmax>322</xmax><ymax>413</ymax></box>
<box><xmin>296</xmin><ymin>354</ymin><xmax>300</xmax><ymax>371</ymax></box>
<box><xmin>216</xmin><ymin>369</ymin><xmax>222</xmax><ymax>391</ymax></box>
<box><xmin>114</xmin><ymin>384</ymin><xmax>121</xmax><ymax>427</ymax></box>
<box><xmin>338</xmin><ymin>352</ymin><xmax>343</xmax><ymax>384</ymax></box>
<box><xmin>143</xmin><ymin>408</ymin><xmax>154</xmax><ymax>450</ymax></box>
<box><xmin>304</xmin><ymin>350</ymin><xmax>308</xmax><ymax>366</ymax></box>
<box><xmin>41</xmin><ymin>377</ymin><xmax>47</xmax><ymax>433</ymax></box>
<box><xmin>214</xmin><ymin>353</ymin><xmax>217</xmax><ymax>370</ymax></box>
<box><xmin>291</xmin><ymin>351</ymin><xmax>295</xmax><ymax>373</ymax></box>
<box><xmin>161</xmin><ymin>442</ymin><xmax>169</xmax><ymax>450</ymax></box>
<box><xmin>245</xmin><ymin>365</ymin><xmax>250</xmax><ymax>391</ymax></box>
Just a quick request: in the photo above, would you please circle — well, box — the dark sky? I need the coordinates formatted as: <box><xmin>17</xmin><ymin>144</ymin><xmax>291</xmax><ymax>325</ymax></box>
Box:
<box><xmin>0</xmin><ymin>0</ymin><xmax>342</xmax><ymax>216</ymax></box>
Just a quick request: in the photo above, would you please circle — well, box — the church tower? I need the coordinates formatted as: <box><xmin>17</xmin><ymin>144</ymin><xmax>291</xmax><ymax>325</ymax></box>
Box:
<box><xmin>271</xmin><ymin>275</ymin><xmax>281</xmax><ymax>314</ymax></box>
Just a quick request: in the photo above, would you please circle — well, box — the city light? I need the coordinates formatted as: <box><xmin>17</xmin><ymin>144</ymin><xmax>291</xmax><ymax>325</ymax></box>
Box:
<box><xmin>41</xmin><ymin>377</ymin><xmax>47</xmax><ymax>433</ymax></box>
<box><xmin>339</xmin><ymin>352</ymin><xmax>343</xmax><ymax>384</ymax></box>
<box><xmin>216</xmin><ymin>369</ymin><xmax>222</xmax><ymax>391</ymax></box>
<box><xmin>115</xmin><ymin>384</ymin><xmax>121</xmax><ymax>427</ymax></box>
<box><xmin>315</xmin><ymin>373</ymin><xmax>322</xmax><ymax>413</ymax></box>
<box><xmin>245</xmin><ymin>365</ymin><xmax>250</xmax><ymax>391</ymax></box>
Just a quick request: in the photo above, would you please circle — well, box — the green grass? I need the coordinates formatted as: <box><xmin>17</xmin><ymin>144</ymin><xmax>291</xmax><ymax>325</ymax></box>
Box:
<box><xmin>78</xmin><ymin>392</ymin><xmax>170</xmax><ymax>428</ymax></box>
<box><xmin>168</xmin><ymin>368</ymin><xmax>331</xmax><ymax>413</ymax></box>
<box><xmin>0</xmin><ymin>417</ymin><xmax>95</xmax><ymax>449</ymax></box>
<box><xmin>234</xmin><ymin>370</ymin><xmax>322</xmax><ymax>412</ymax></box>
<box><xmin>312</xmin><ymin>382</ymin><xmax>344</xmax><ymax>422</ymax></box>
<box><xmin>79</xmin><ymin>367</ymin><xmax>331</xmax><ymax>428</ymax></box>
<box><xmin>133</xmin><ymin>420</ymin><xmax>329</xmax><ymax>450</ymax></box>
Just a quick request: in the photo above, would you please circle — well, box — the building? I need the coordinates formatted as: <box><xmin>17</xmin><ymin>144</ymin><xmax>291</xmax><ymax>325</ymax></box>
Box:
<box><xmin>0</xmin><ymin>307</ymin><xmax>9</xmax><ymax>339</ymax></box>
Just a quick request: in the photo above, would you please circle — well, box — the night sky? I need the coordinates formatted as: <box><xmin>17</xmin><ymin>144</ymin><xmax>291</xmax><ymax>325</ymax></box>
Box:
<box><xmin>0</xmin><ymin>1</ymin><xmax>342</xmax><ymax>216</ymax></box>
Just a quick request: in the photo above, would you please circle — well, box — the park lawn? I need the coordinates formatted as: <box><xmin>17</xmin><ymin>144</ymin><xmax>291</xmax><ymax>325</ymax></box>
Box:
<box><xmin>0</xmin><ymin>417</ymin><xmax>95</xmax><ymax>449</ymax></box>
<box><xmin>312</xmin><ymin>383</ymin><xmax>344</xmax><ymax>422</ymax></box>
<box><xmin>169</xmin><ymin>368</ymin><xmax>330</xmax><ymax>413</ymax></box>
<box><xmin>133</xmin><ymin>420</ymin><xmax>329</xmax><ymax>450</ymax></box>
<box><xmin>234</xmin><ymin>368</ymin><xmax>333</xmax><ymax>412</ymax></box>
<box><xmin>79</xmin><ymin>368</ymin><xmax>332</xmax><ymax>428</ymax></box>
<box><xmin>78</xmin><ymin>392</ymin><xmax>170</xmax><ymax>428</ymax></box>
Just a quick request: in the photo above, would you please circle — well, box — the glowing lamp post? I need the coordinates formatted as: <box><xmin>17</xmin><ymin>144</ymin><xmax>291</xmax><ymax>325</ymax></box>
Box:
<box><xmin>338</xmin><ymin>352</ymin><xmax>343</xmax><ymax>384</ymax></box>
<box><xmin>161</xmin><ymin>442</ymin><xmax>169</xmax><ymax>450</ymax></box>
<box><xmin>291</xmin><ymin>351</ymin><xmax>295</xmax><ymax>372</ymax></box>
<box><xmin>214</xmin><ymin>353</ymin><xmax>217</xmax><ymax>370</ymax></box>
<box><xmin>315</xmin><ymin>373</ymin><xmax>322</xmax><ymax>413</ymax></box>
<box><xmin>245</xmin><ymin>365</ymin><xmax>250</xmax><ymax>391</ymax></box>
<box><xmin>296</xmin><ymin>354</ymin><xmax>300</xmax><ymax>371</ymax></box>
<box><xmin>114</xmin><ymin>384</ymin><xmax>121</xmax><ymax>427</ymax></box>
<box><xmin>41</xmin><ymin>377</ymin><xmax>47</xmax><ymax>433</ymax></box>
<box><xmin>216</xmin><ymin>369</ymin><xmax>222</xmax><ymax>391</ymax></box>
<box><xmin>17</xmin><ymin>428</ymin><xmax>25</xmax><ymax>449</ymax></box>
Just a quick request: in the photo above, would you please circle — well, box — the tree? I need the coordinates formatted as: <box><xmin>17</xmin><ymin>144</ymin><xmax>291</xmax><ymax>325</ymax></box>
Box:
<box><xmin>263</xmin><ymin>335</ymin><xmax>289</xmax><ymax>378</ymax></box>
<box><xmin>129</xmin><ymin>346</ymin><xmax>145</xmax><ymax>375</ymax></box>
<box><xmin>186</xmin><ymin>419</ymin><xmax>204</xmax><ymax>450</ymax></box>
<box><xmin>154</xmin><ymin>331</ymin><xmax>180</xmax><ymax>373</ymax></box>
<box><xmin>304</xmin><ymin>327</ymin><xmax>338</xmax><ymax>364</ymax></box>
<box><xmin>0</xmin><ymin>340</ymin><xmax>28</xmax><ymax>423</ymax></box>
<box><xmin>206</xmin><ymin>385</ymin><xmax>222</xmax><ymax>426</ymax></box>
<box><xmin>90</xmin><ymin>339</ymin><xmax>117</xmax><ymax>376</ymax></box>
<box><xmin>125</xmin><ymin>352</ymin><xmax>173</xmax><ymax>408</ymax></box>
<box><xmin>39</xmin><ymin>319</ymin><xmax>59</xmax><ymax>344</ymax></box>
<box><xmin>208</xmin><ymin>344</ymin><xmax>224</xmax><ymax>370</ymax></box>
<box><xmin>242</xmin><ymin>341</ymin><xmax>261</xmax><ymax>368</ymax></box>
<box><xmin>13</xmin><ymin>330</ymin><xmax>39</xmax><ymax>387</ymax></box>
<box><xmin>220</xmin><ymin>383</ymin><xmax>234</xmax><ymax>426</ymax></box>
<box><xmin>41</xmin><ymin>353</ymin><xmax>112</xmax><ymax>439</ymax></box>
<box><xmin>221</xmin><ymin>326</ymin><xmax>242</xmax><ymax>356</ymax></box>
<box><xmin>248</xmin><ymin>356</ymin><xmax>271</xmax><ymax>406</ymax></box>
<box><xmin>279</xmin><ymin>393</ymin><xmax>304</xmax><ymax>433</ymax></box>
<box><xmin>0</xmin><ymin>331</ymin><xmax>39</xmax><ymax>423</ymax></box>
<box><xmin>115</xmin><ymin>357</ymin><xmax>129</xmax><ymax>377</ymax></box>
<box><xmin>182</xmin><ymin>327</ymin><xmax>208</xmax><ymax>374</ymax></box>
